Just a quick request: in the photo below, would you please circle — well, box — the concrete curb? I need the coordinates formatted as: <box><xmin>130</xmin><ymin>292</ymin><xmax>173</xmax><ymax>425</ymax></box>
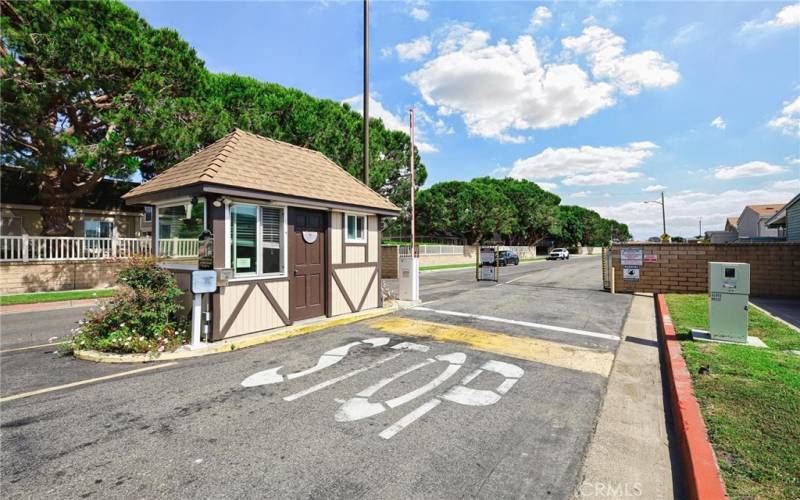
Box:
<box><xmin>74</xmin><ymin>303</ymin><xmax>399</xmax><ymax>364</ymax></box>
<box><xmin>655</xmin><ymin>293</ymin><xmax>728</xmax><ymax>500</ymax></box>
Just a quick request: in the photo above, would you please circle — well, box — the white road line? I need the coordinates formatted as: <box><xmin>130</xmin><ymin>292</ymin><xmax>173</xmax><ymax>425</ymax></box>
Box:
<box><xmin>283</xmin><ymin>353</ymin><xmax>403</xmax><ymax>402</ymax></box>
<box><xmin>0</xmin><ymin>343</ymin><xmax>60</xmax><ymax>354</ymax></box>
<box><xmin>413</xmin><ymin>307</ymin><xmax>620</xmax><ymax>341</ymax></box>
<box><xmin>0</xmin><ymin>362</ymin><xmax>178</xmax><ymax>403</ymax></box>
<box><xmin>379</xmin><ymin>398</ymin><xmax>442</xmax><ymax>439</ymax></box>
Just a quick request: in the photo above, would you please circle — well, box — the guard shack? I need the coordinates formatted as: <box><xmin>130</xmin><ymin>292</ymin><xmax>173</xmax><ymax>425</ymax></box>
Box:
<box><xmin>122</xmin><ymin>129</ymin><xmax>400</xmax><ymax>342</ymax></box>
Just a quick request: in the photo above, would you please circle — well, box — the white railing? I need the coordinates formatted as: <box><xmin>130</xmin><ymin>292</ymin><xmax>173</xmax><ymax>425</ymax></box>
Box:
<box><xmin>399</xmin><ymin>244</ymin><xmax>465</xmax><ymax>256</ymax></box>
<box><xmin>158</xmin><ymin>238</ymin><xmax>198</xmax><ymax>258</ymax></box>
<box><xmin>0</xmin><ymin>236</ymin><xmax>198</xmax><ymax>262</ymax></box>
<box><xmin>397</xmin><ymin>244</ymin><xmax>540</xmax><ymax>259</ymax></box>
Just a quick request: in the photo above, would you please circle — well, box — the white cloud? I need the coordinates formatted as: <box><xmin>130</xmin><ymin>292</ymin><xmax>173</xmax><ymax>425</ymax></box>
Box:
<box><xmin>642</xmin><ymin>184</ymin><xmax>666</xmax><ymax>192</ymax></box>
<box><xmin>768</xmin><ymin>95</ymin><xmax>800</xmax><ymax>137</ymax></box>
<box><xmin>407</xmin><ymin>25</ymin><xmax>617</xmax><ymax>141</ymax></box>
<box><xmin>381</xmin><ymin>47</ymin><xmax>393</xmax><ymax>58</ymax></box>
<box><xmin>405</xmin><ymin>22</ymin><xmax>677</xmax><ymax>142</ymax></box>
<box><xmin>713</xmin><ymin>161</ymin><xmax>786</xmax><ymax>180</ymax></box>
<box><xmin>563</xmin><ymin>26</ymin><xmax>680</xmax><ymax>96</ymax></box>
<box><xmin>529</xmin><ymin>6</ymin><xmax>552</xmax><ymax>31</ymax></box>
<box><xmin>342</xmin><ymin>94</ymin><xmax>438</xmax><ymax>153</ymax></box>
<box><xmin>571</xmin><ymin>191</ymin><xmax>592</xmax><ymax>198</ymax></box>
<box><xmin>592</xmin><ymin>187</ymin><xmax>797</xmax><ymax>239</ymax></box>
<box><xmin>409</xmin><ymin>7</ymin><xmax>429</xmax><ymax>21</ymax></box>
<box><xmin>671</xmin><ymin>22</ymin><xmax>702</xmax><ymax>45</ymax></box>
<box><xmin>773</xmin><ymin>178</ymin><xmax>800</xmax><ymax>191</ymax></box>
<box><xmin>537</xmin><ymin>181</ymin><xmax>558</xmax><ymax>191</ymax></box>
<box><xmin>395</xmin><ymin>37</ymin><xmax>432</xmax><ymax>61</ymax></box>
<box><xmin>510</xmin><ymin>141</ymin><xmax>657</xmax><ymax>186</ymax></box>
<box><xmin>741</xmin><ymin>3</ymin><xmax>800</xmax><ymax>33</ymax></box>
<box><xmin>583</xmin><ymin>16</ymin><xmax>598</xmax><ymax>26</ymax></box>
<box><xmin>710</xmin><ymin>116</ymin><xmax>726</xmax><ymax>129</ymax></box>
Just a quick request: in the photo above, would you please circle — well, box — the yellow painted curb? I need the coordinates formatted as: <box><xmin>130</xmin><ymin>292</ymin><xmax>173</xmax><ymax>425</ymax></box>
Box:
<box><xmin>74</xmin><ymin>303</ymin><xmax>399</xmax><ymax>364</ymax></box>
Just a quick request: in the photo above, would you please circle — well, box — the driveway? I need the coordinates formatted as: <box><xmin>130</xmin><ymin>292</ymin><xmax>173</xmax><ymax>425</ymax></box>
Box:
<box><xmin>1</xmin><ymin>256</ymin><xmax>634</xmax><ymax>499</ymax></box>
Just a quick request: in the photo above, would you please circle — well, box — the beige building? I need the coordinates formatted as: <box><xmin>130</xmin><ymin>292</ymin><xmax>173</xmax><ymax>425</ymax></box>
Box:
<box><xmin>0</xmin><ymin>166</ymin><xmax>149</xmax><ymax>237</ymax></box>
<box><xmin>123</xmin><ymin>129</ymin><xmax>399</xmax><ymax>342</ymax></box>
<box><xmin>736</xmin><ymin>204</ymin><xmax>785</xmax><ymax>239</ymax></box>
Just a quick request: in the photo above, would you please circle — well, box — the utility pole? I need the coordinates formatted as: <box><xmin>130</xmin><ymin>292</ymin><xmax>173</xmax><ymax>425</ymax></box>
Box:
<box><xmin>644</xmin><ymin>191</ymin><xmax>667</xmax><ymax>241</ymax></box>
<box><xmin>699</xmin><ymin>218</ymin><xmax>702</xmax><ymax>238</ymax></box>
<box><xmin>409</xmin><ymin>108</ymin><xmax>416</xmax><ymax>258</ymax></box>
<box><xmin>362</xmin><ymin>0</ymin><xmax>369</xmax><ymax>186</ymax></box>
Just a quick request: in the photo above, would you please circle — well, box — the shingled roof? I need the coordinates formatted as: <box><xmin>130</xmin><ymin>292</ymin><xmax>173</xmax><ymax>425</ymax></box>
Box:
<box><xmin>123</xmin><ymin>129</ymin><xmax>399</xmax><ymax>214</ymax></box>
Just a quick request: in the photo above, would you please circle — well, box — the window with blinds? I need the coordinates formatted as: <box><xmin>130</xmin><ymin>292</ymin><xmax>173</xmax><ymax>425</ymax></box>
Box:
<box><xmin>229</xmin><ymin>204</ymin><xmax>285</xmax><ymax>277</ymax></box>
<box><xmin>262</xmin><ymin>207</ymin><xmax>283</xmax><ymax>274</ymax></box>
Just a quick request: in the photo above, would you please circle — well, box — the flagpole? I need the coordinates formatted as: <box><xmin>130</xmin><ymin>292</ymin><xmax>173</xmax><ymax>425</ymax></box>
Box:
<box><xmin>409</xmin><ymin>108</ymin><xmax>416</xmax><ymax>258</ymax></box>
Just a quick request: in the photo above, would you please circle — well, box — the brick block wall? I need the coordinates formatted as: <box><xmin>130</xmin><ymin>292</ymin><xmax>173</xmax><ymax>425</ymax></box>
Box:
<box><xmin>610</xmin><ymin>243</ymin><xmax>800</xmax><ymax>297</ymax></box>
<box><xmin>381</xmin><ymin>246</ymin><xmax>399</xmax><ymax>279</ymax></box>
<box><xmin>0</xmin><ymin>260</ymin><xmax>123</xmax><ymax>295</ymax></box>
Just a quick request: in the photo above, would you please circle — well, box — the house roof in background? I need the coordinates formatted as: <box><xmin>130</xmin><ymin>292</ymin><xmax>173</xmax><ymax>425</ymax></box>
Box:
<box><xmin>0</xmin><ymin>166</ymin><xmax>143</xmax><ymax>212</ymax></box>
<box><xmin>766</xmin><ymin>192</ymin><xmax>800</xmax><ymax>227</ymax></box>
<box><xmin>123</xmin><ymin>129</ymin><xmax>400</xmax><ymax>214</ymax></box>
<box><xmin>745</xmin><ymin>204</ymin><xmax>784</xmax><ymax>216</ymax></box>
<box><xmin>725</xmin><ymin>217</ymin><xmax>738</xmax><ymax>227</ymax></box>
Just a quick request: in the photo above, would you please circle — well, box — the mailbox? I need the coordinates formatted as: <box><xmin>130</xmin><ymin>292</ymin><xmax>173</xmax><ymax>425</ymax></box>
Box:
<box><xmin>191</xmin><ymin>270</ymin><xmax>218</xmax><ymax>294</ymax></box>
<box><xmin>708</xmin><ymin>262</ymin><xmax>750</xmax><ymax>343</ymax></box>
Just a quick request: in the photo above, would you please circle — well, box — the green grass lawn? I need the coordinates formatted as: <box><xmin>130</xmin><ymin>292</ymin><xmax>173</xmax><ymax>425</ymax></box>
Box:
<box><xmin>665</xmin><ymin>294</ymin><xmax>800</xmax><ymax>499</ymax></box>
<box><xmin>0</xmin><ymin>289</ymin><xmax>115</xmax><ymax>306</ymax></box>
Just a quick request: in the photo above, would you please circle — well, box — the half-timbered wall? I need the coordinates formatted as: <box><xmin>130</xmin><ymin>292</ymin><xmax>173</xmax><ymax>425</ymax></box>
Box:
<box><xmin>331</xmin><ymin>211</ymin><xmax>380</xmax><ymax>317</ymax></box>
<box><xmin>218</xmin><ymin>280</ymin><xmax>290</xmax><ymax>338</ymax></box>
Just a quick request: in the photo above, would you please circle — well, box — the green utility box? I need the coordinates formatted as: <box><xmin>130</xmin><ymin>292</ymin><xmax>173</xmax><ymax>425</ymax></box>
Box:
<box><xmin>708</xmin><ymin>262</ymin><xmax>750</xmax><ymax>343</ymax></box>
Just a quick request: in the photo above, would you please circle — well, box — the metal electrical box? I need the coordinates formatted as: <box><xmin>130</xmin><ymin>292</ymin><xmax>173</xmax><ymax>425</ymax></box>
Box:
<box><xmin>708</xmin><ymin>262</ymin><xmax>750</xmax><ymax>343</ymax></box>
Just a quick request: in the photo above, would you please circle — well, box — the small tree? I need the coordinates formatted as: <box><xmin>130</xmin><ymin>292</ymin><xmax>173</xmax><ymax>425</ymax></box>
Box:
<box><xmin>1</xmin><ymin>0</ymin><xmax>206</xmax><ymax>234</ymax></box>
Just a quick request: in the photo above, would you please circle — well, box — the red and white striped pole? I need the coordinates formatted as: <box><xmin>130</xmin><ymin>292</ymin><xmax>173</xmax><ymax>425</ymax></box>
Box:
<box><xmin>409</xmin><ymin>108</ymin><xmax>416</xmax><ymax>258</ymax></box>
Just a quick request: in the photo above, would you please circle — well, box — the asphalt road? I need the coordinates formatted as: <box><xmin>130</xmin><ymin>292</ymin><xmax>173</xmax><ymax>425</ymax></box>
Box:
<box><xmin>1</xmin><ymin>256</ymin><xmax>634</xmax><ymax>499</ymax></box>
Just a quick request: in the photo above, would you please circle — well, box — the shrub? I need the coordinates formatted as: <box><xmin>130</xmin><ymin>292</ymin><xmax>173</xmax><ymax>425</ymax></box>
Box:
<box><xmin>72</xmin><ymin>258</ymin><xmax>188</xmax><ymax>354</ymax></box>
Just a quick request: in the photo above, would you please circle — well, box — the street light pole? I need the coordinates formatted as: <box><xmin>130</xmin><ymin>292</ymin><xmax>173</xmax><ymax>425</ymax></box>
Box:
<box><xmin>362</xmin><ymin>0</ymin><xmax>369</xmax><ymax>186</ymax></box>
<box><xmin>644</xmin><ymin>191</ymin><xmax>667</xmax><ymax>241</ymax></box>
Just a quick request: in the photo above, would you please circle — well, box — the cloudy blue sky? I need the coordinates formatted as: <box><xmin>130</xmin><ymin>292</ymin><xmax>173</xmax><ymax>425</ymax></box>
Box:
<box><xmin>128</xmin><ymin>0</ymin><xmax>799</xmax><ymax>239</ymax></box>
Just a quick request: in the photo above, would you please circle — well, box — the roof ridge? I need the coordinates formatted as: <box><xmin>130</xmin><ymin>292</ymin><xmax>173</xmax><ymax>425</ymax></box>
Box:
<box><xmin>198</xmin><ymin>130</ymin><xmax>240</xmax><ymax>181</ymax></box>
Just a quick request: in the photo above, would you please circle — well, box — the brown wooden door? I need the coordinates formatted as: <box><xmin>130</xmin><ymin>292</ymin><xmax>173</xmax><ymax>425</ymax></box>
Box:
<box><xmin>291</xmin><ymin>208</ymin><xmax>326</xmax><ymax>321</ymax></box>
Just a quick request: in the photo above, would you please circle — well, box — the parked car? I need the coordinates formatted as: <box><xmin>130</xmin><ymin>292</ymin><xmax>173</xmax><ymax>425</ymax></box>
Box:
<box><xmin>496</xmin><ymin>250</ymin><xmax>519</xmax><ymax>266</ymax></box>
<box><xmin>547</xmin><ymin>248</ymin><xmax>570</xmax><ymax>260</ymax></box>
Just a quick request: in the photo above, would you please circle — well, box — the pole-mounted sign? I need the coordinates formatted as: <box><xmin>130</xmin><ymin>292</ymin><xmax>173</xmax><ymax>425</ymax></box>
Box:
<box><xmin>477</xmin><ymin>246</ymin><xmax>499</xmax><ymax>282</ymax></box>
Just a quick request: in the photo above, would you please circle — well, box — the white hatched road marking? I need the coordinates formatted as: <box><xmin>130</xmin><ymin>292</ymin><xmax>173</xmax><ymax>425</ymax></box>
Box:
<box><xmin>412</xmin><ymin>307</ymin><xmax>620</xmax><ymax>341</ymax></box>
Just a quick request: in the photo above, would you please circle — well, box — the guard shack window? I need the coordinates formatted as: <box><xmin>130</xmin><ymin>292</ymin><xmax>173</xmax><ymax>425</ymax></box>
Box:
<box><xmin>158</xmin><ymin>201</ymin><xmax>205</xmax><ymax>257</ymax></box>
<box><xmin>345</xmin><ymin>214</ymin><xmax>367</xmax><ymax>243</ymax></box>
<box><xmin>230</xmin><ymin>203</ymin><xmax>285</xmax><ymax>277</ymax></box>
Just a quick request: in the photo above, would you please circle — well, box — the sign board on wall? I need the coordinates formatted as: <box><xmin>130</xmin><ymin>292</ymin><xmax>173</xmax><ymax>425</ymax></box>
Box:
<box><xmin>621</xmin><ymin>248</ymin><xmax>643</xmax><ymax>266</ymax></box>
<box><xmin>198</xmin><ymin>230</ymin><xmax>214</xmax><ymax>270</ymax></box>
<box><xmin>643</xmin><ymin>253</ymin><xmax>657</xmax><ymax>263</ymax></box>
<box><xmin>623</xmin><ymin>266</ymin><xmax>640</xmax><ymax>281</ymax></box>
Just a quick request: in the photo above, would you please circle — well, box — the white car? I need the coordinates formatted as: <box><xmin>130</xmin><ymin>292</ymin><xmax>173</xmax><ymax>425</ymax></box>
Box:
<box><xmin>547</xmin><ymin>248</ymin><xmax>570</xmax><ymax>260</ymax></box>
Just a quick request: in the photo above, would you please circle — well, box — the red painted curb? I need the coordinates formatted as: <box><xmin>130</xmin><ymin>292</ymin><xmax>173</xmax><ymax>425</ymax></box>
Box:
<box><xmin>655</xmin><ymin>293</ymin><xmax>727</xmax><ymax>500</ymax></box>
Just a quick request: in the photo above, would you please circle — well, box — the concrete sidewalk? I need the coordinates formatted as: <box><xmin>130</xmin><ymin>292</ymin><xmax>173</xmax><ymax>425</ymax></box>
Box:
<box><xmin>575</xmin><ymin>294</ymin><xmax>681</xmax><ymax>499</ymax></box>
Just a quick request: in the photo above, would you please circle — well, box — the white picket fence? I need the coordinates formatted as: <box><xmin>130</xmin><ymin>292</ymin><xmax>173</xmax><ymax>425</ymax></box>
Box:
<box><xmin>0</xmin><ymin>235</ymin><xmax>197</xmax><ymax>262</ymax></box>
<box><xmin>398</xmin><ymin>244</ymin><xmax>539</xmax><ymax>259</ymax></box>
